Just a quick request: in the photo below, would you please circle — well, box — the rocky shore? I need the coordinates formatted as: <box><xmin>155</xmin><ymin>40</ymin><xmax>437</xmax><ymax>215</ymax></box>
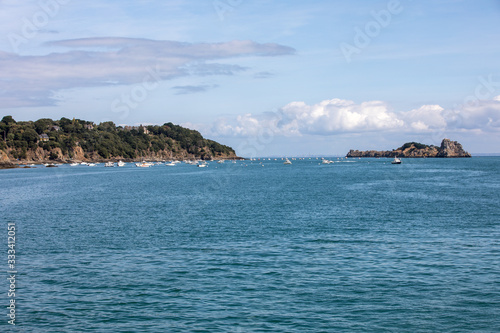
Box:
<box><xmin>346</xmin><ymin>139</ymin><xmax>471</xmax><ymax>158</ymax></box>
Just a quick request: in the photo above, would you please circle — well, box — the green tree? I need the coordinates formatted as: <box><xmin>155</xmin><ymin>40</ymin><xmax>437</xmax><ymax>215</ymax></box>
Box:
<box><xmin>1</xmin><ymin>115</ymin><xmax>16</xmax><ymax>125</ymax></box>
<box><xmin>34</xmin><ymin>118</ymin><xmax>54</xmax><ymax>134</ymax></box>
<box><xmin>22</xmin><ymin>128</ymin><xmax>39</xmax><ymax>148</ymax></box>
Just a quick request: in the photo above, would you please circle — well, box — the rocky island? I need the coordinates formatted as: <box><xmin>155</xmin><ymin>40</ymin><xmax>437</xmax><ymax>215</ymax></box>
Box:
<box><xmin>346</xmin><ymin>139</ymin><xmax>471</xmax><ymax>158</ymax></box>
<box><xmin>0</xmin><ymin>116</ymin><xmax>240</xmax><ymax>167</ymax></box>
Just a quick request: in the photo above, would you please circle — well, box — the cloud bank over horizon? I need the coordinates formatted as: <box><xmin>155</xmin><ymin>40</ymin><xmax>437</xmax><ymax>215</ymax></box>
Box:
<box><xmin>187</xmin><ymin>96</ymin><xmax>500</xmax><ymax>139</ymax></box>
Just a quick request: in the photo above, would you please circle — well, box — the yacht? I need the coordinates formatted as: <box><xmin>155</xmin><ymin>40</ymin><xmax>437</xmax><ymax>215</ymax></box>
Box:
<box><xmin>117</xmin><ymin>160</ymin><xmax>126</xmax><ymax>167</ymax></box>
<box><xmin>391</xmin><ymin>157</ymin><xmax>402</xmax><ymax>164</ymax></box>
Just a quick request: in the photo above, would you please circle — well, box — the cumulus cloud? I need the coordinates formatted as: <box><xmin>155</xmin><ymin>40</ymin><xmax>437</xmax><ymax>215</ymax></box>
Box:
<box><xmin>204</xmin><ymin>98</ymin><xmax>404</xmax><ymax>137</ymax></box>
<box><xmin>0</xmin><ymin>37</ymin><xmax>295</xmax><ymax>108</ymax></box>
<box><xmin>401</xmin><ymin>105</ymin><xmax>447</xmax><ymax>131</ymax></box>
<box><xmin>202</xmin><ymin>97</ymin><xmax>500</xmax><ymax>138</ymax></box>
<box><xmin>458</xmin><ymin>97</ymin><xmax>500</xmax><ymax>130</ymax></box>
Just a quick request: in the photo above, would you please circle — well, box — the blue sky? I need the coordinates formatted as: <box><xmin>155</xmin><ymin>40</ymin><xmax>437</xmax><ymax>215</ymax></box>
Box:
<box><xmin>1</xmin><ymin>0</ymin><xmax>499</xmax><ymax>156</ymax></box>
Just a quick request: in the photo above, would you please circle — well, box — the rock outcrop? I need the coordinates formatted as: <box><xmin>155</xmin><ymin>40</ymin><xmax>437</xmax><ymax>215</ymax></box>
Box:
<box><xmin>436</xmin><ymin>139</ymin><xmax>471</xmax><ymax>157</ymax></box>
<box><xmin>346</xmin><ymin>139</ymin><xmax>471</xmax><ymax>158</ymax></box>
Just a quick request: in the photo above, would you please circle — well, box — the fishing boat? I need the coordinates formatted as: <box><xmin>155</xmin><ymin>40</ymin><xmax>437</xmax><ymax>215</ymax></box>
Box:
<box><xmin>391</xmin><ymin>157</ymin><xmax>402</xmax><ymax>164</ymax></box>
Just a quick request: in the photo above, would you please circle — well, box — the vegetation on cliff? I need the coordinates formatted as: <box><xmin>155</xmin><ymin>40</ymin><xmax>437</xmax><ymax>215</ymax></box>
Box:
<box><xmin>0</xmin><ymin>116</ymin><xmax>236</xmax><ymax>162</ymax></box>
<box><xmin>346</xmin><ymin>139</ymin><xmax>471</xmax><ymax>158</ymax></box>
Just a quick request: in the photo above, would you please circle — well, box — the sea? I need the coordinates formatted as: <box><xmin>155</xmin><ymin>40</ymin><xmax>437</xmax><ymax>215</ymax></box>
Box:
<box><xmin>1</xmin><ymin>157</ymin><xmax>499</xmax><ymax>332</ymax></box>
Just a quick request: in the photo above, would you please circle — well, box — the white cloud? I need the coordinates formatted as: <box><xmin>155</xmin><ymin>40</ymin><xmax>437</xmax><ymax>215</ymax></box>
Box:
<box><xmin>205</xmin><ymin>98</ymin><xmax>404</xmax><ymax>137</ymax></box>
<box><xmin>401</xmin><ymin>105</ymin><xmax>447</xmax><ymax>131</ymax></box>
<box><xmin>458</xmin><ymin>98</ymin><xmax>500</xmax><ymax>131</ymax></box>
<box><xmin>201</xmin><ymin>96</ymin><xmax>500</xmax><ymax>138</ymax></box>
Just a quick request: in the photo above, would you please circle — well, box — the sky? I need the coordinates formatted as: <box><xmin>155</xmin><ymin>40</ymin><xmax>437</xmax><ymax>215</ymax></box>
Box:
<box><xmin>1</xmin><ymin>0</ymin><xmax>499</xmax><ymax>156</ymax></box>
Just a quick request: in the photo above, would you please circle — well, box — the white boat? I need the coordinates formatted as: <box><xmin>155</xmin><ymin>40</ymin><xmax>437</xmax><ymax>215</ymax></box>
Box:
<box><xmin>321</xmin><ymin>159</ymin><xmax>333</xmax><ymax>164</ymax></box>
<box><xmin>80</xmin><ymin>162</ymin><xmax>88</xmax><ymax>166</ymax></box>
<box><xmin>135</xmin><ymin>161</ymin><xmax>151</xmax><ymax>167</ymax></box>
<box><xmin>391</xmin><ymin>157</ymin><xmax>402</xmax><ymax>164</ymax></box>
<box><xmin>198</xmin><ymin>162</ymin><xmax>208</xmax><ymax>168</ymax></box>
<box><xmin>117</xmin><ymin>160</ymin><xmax>126</xmax><ymax>167</ymax></box>
<box><xmin>87</xmin><ymin>163</ymin><xmax>96</xmax><ymax>167</ymax></box>
<box><xmin>284</xmin><ymin>158</ymin><xmax>292</xmax><ymax>165</ymax></box>
<box><xmin>105</xmin><ymin>162</ymin><xmax>114</xmax><ymax>167</ymax></box>
<box><xmin>70</xmin><ymin>163</ymin><xmax>78</xmax><ymax>166</ymax></box>
<box><xmin>217</xmin><ymin>160</ymin><xmax>224</xmax><ymax>164</ymax></box>
<box><xmin>165</xmin><ymin>162</ymin><xmax>176</xmax><ymax>166</ymax></box>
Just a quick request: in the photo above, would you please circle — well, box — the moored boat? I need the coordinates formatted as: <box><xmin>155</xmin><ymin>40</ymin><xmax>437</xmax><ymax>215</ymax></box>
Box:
<box><xmin>391</xmin><ymin>157</ymin><xmax>402</xmax><ymax>164</ymax></box>
<box><xmin>135</xmin><ymin>161</ymin><xmax>152</xmax><ymax>167</ymax></box>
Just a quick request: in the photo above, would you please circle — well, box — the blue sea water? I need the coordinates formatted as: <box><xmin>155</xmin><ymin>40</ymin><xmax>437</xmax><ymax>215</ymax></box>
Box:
<box><xmin>1</xmin><ymin>157</ymin><xmax>500</xmax><ymax>332</ymax></box>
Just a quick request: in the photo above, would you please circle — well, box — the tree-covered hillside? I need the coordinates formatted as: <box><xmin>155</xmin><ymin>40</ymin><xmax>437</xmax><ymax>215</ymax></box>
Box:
<box><xmin>0</xmin><ymin>116</ymin><xmax>236</xmax><ymax>161</ymax></box>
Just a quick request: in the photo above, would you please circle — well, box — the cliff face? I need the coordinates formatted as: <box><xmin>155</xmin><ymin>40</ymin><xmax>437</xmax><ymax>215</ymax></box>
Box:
<box><xmin>346</xmin><ymin>139</ymin><xmax>471</xmax><ymax>158</ymax></box>
<box><xmin>436</xmin><ymin>139</ymin><xmax>471</xmax><ymax>157</ymax></box>
<box><xmin>1</xmin><ymin>116</ymin><xmax>240</xmax><ymax>164</ymax></box>
<box><xmin>3</xmin><ymin>145</ymin><xmax>239</xmax><ymax>163</ymax></box>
